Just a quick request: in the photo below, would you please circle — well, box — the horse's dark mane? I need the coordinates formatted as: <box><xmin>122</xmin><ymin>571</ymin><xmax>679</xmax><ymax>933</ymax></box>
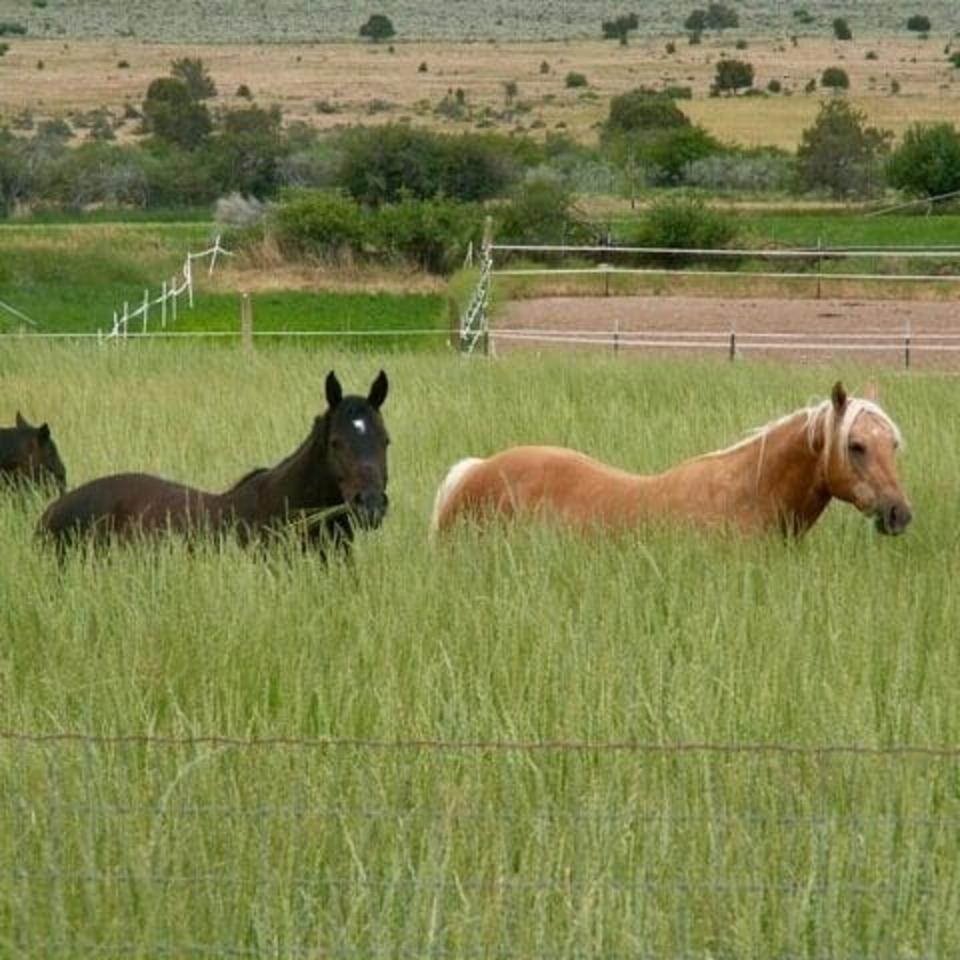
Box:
<box><xmin>226</xmin><ymin>466</ymin><xmax>268</xmax><ymax>492</ymax></box>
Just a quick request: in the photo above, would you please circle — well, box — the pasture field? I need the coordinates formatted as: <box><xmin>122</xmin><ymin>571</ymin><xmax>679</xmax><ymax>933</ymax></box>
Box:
<box><xmin>1</xmin><ymin>341</ymin><xmax>959</xmax><ymax>957</ymax></box>
<box><xmin>0</xmin><ymin>222</ymin><xmax>447</xmax><ymax>339</ymax></box>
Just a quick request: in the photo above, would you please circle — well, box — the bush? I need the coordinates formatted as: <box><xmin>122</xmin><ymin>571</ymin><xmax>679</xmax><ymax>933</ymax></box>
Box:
<box><xmin>682</xmin><ymin>150</ymin><xmax>794</xmax><ymax>192</ymax></box>
<box><xmin>373</xmin><ymin>196</ymin><xmax>483</xmax><ymax>272</ymax></box>
<box><xmin>270</xmin><ymin>188</ymin><xmax>367</xmax><ymax>257</ymax></box>
<box><xmin>821</xmin><ymin>66</ymin><xmax>850</xmax><ymax>91</ymax></box>
<box><xmin>334</xmin><ymin>125</ymin><xmax>521</xmax><ymax>206</ymax></box>
<box><xmin>833</xmin><ymin>17</ymin><xmax>852</xmax><ymax>41</ymax></box>
<box><xmin>0</xmin><ymin>22</ymin><xmax>27</xmax><ymax>36</ymax></box>
<box><xmin>767</xmin><ymin>79</ymin><xmax>782</xmax><ymax>93</ymax></box>
<box><xmin>141</xmin><ymin>77</ymin><xmax>212</xmax><ymax>149</ymax></box>
<box><xmin>640</xmin><ymin>126</ymin><xmax>723</xmax><ymax>184</ymax></box>
<box><xmin>359</xmin><ymin>14</ymin><xmax>395</xmax><ymax>43</ymax></box>
<box><xmin>601</xmin><ymin>13</ymin><xmax>638</xmax><ymax>43</ymax></box>
<box><xmin>633</xmin><ymin>196</ymin><xmax>738</xmax><ymax>249</ymax></box>
<box><xmin>565</xmin><ymin>72</ymin><xmax>588</xmax><ymax>89</ymax></box>
<box><xmin>604</xmin><ymin>88</ymin><xmax>690</xmax><ymax>138</ymax></box>
<box><xmin>495</xmin><ymin>175</ymin><xmax>591</xmax><ymax>245</ymax></box>
<box><xmin>713</xmin><ymin>59</ymin><xmax>754</xmax><ymax>95</ymax></box>
<box><xmin>906</xmin><ymin>14</ymin><xmax>931</xmax><ymax>33</ymax></box>
<box><xmin>887</xmin><ymin>123</ymin><xmax>960</xmax><ymax>198</ymax></box>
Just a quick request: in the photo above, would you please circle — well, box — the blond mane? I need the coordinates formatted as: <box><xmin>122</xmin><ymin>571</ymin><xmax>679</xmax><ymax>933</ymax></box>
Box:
<box><xmin>702</xmin><ymin>393</ymin><xmax>902</xmax><ymax>466</ymax></box>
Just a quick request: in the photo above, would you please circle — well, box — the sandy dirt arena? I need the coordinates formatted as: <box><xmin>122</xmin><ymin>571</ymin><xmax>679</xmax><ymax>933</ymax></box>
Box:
<box><xmin>495</xmin><ymin>295</ymin><xmax>960</xmax><ymax>370</ymax></box>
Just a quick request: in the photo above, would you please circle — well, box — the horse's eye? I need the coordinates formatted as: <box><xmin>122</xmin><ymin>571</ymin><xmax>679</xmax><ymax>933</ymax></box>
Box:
<box><xmin>849</xmin><ymin>441</ymin><xmax>866</xmax><ymax>456</ymax></box>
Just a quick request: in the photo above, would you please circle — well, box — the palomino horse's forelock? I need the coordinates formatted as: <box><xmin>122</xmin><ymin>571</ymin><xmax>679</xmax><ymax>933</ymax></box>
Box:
<box><xmin>806</xmin><ymin>397</ymin><xmax>902</xmax><ymax>468</ymax></box>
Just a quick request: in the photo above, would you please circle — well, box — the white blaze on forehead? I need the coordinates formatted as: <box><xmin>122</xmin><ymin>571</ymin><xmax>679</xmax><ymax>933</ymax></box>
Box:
<box><xmin>352</xmin><ymin>418</ymin><xmax>367</xmax><ymax>435</ymax></box>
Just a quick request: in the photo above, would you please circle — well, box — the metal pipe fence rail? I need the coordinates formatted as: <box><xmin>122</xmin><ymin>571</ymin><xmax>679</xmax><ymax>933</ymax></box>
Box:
<box><xmin>455</xmin><ymin>238</ymin><xmax>960</xmax><ymax>357</ymax></box>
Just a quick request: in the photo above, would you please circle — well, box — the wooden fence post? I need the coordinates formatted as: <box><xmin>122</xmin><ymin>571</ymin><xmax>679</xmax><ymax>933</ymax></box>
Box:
<box><xmin>241</xmin><ymin>293</ymin><xmax>254</xmax><ymax>352</ymax></box>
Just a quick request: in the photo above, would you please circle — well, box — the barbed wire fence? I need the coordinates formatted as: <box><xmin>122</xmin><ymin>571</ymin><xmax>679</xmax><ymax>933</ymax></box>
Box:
<box><xmin>3</xmin><ymin>732</ymin><xmax>957</xmax><ymax>958</ymax></box>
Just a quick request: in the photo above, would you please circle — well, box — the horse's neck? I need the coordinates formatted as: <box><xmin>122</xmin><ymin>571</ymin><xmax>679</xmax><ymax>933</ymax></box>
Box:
<box><xmin>643</xmin><ymin>412</ymin><xmax>831</xmax><ymax>534</ymax></box>
<box><xmin>220</xmin><ymin>421</ymin><xmax>337</xmax><ymax>517</ymax></box>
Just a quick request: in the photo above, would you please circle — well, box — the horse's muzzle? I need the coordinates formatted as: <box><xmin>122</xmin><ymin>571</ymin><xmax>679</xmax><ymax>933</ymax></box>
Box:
<box><xmin>350</xmin><ymin>490</ymin><xmax>389</xmax><ymax>529</ymax></box>
<box><xmin>874</xmin><ymin>500</ymin><xmax>912</xmax><ymax>536</ymax></box>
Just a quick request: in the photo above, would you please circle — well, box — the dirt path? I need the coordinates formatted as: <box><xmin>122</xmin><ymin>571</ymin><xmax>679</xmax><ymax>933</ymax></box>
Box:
<box><xmin>495</xmin><ymin>296</ymin><xmax>960</xmax><ymax>369</ymax></box>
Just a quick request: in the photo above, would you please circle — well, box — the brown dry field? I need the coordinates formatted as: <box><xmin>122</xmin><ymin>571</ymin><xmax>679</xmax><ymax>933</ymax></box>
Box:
<box><xmin>496</xmin><ymin>295</ymin><xmax>960</xmax><ymax>369</ymax></box>
<box><xmin>1</xmin><ymin>35</ymin><xmax>960</xmax><ymax>148</ymax></box>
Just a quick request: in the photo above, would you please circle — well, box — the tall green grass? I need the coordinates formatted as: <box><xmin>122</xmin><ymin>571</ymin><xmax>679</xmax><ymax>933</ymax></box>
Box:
<box><xmin>0</xmin><ymin>343</ymin><xmax>957</xmax><ymax>957</ymax></box>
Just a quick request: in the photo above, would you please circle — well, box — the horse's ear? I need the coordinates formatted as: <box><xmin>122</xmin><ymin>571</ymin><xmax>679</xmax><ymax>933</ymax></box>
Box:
<box><xmin>368</xmin><ymin>370</ymin><xmax>388</xmax><ymax>410</ymax></box>
<box><xmin>15</xmin><ymin>411</ymin><xmax>28</xmax><ymax>429</ymax></box>
<box><xmin>860</xmin><ymin>381</ymin><xmax>879</xmax><ymax>402</ymax></box>
<box><xmin>831</xmin><ymin>381</ymin><xmax>848</xmax><ymax>414</ymax></box>
<box><xmin>325</xmin><ymin>371</ymin><xmax>343</xmax><ymax>409</ymax></box>
<box><xmin>38</xmin><ymin>423</ymin><xmax>51</xmax><ymax>444</ymax></box>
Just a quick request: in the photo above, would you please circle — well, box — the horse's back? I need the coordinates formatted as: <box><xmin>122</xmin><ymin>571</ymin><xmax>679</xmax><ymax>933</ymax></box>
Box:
<box><xmin>432</xmin><ymin>445</ymin><xmax>639</xmax><ymax>531</ymax></box>
<box><xmin>39</xmin><ymin>472</ymin><xmax>208</xmax><ymax>543</ymax></box>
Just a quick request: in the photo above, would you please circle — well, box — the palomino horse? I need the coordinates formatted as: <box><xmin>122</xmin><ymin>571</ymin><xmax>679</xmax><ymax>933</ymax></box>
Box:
<box><xmin>0</xmin><ymin>412</ymin><xmax>67</xmax><ymax>494</ymax></box>
<box><xmin>39</xmin><ymin>371</ymin><xmax>390</xmax><ymax>549</ymax></box>
<box><xmin>431</xmin><ymin>382</ymin><xmax>912</xmax><ymax>538</ymax></box>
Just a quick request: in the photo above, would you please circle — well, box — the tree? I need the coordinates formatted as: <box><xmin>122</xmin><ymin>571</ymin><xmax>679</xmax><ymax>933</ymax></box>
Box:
<box><xmin>832</xmin><ymin>17</ymin><xmax>852</xmax><ymax>40</ymax></box>
<box><xmin>684</xmin><ymin>4</ymin><xmax>737</xmax><ymax>30</ymax></box>
<box><xmin>359</xmin><ymin>13</ymin><xmax>395</xmax><ymax>43</ymax></box>
<box><xmin>713</xmin><ymin>59</ymin><xmax>754</xmax><ymax>95</ymax></box>
<box><xmin>906</xmin><ymin>14</ymin><xmax>932</xmax><ymax>33</ymax></box>
<box><xmin>213</xmin><ymin>104</ymin><xmax>287</xmax><ymax>197</ymax></box>
<box><xmin>795</xmin><ymin>99</ymin><xmax>891</xmax><ymax>198</ymax></box>
<box><xmin>602</xmin><ymin>13</ymin><xmax>638</xmax><ymax>44</ymax></box>
<box><xmin>821</xmin><ymin>66</ymin><xmax>850</xmax><ymax>91</ymax></box>
<box><xmin>141</xmin><ymin>77</ymin><xmax>212</xmax><ymax>150</ymax></box>
<box><xmin>170</xmin><ymin>57</ymin><xmax>217</xmax><ymax>100</ymax></box>
<box><xmin>887</xmin><ymin>123</ymin><xmax>960</xmax><ymax>198</ymax></box>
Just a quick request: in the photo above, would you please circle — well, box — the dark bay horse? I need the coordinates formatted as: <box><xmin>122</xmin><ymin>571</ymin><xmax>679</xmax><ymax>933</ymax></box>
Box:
<box><xmin>0</xmin><ymin>412</ymin><xmax>67</xmax><ymax>494</ymax></box>
<box><xmin>431</xmin><ymin>382</ymin><xmax>912</xmax><ymax>538</ymax></box>
<box><xmin>39</xmin><ymin>371</ymin><xmax>390</xmax><ymax>550</ymax></box>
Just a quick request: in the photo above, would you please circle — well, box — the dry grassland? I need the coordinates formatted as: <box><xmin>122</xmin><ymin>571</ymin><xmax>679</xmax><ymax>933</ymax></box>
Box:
<box><xmin>1</xmin><ymin>34</ymin><xmax>959</xmax><ymax>149</ymax></box>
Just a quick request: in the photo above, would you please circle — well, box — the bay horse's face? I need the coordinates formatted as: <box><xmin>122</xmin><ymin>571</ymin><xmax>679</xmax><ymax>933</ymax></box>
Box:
<box><xmin>0</xmin><ymin>412</ymin><xmax>67</xmax><ymax>494</ymax></box>
<box><xmin>822</xmin><ymin>383</ymin><xmax>912</xmax><ymax>536</ymax></box>
<box><xmin>323</xmin><ymin>370</ymin><xmax>390</xmax><ymax>529</ymax></box>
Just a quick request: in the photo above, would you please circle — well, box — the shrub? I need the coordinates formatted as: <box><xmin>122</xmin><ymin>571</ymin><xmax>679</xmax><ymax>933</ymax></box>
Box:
<box><xmin>821</xmin><ymin>66</ymin><xmax>850</xmax><ymax>91</ymax></box>
<box><xmin>634</xmin><ymin>196</ymin><xmax>738</xmax><ymax>249</ymax></box>
<box><xmin>906</xmin><ymin>14</ymin><xmax>931</xmax><ymax>33</ymax></box>
<box><xmin>0</xmin><ymin>42</ymin><xmax>8</xmax><ymax>57</ymax></box>
<box><xmin>539</xmin><ymin>60</ymin><xmax>550</xmax><ymax>74</ymax></box>
<box><xmin>0</xmin><ymin>22</ymin><xmax>27</xmax><ymax>36</ymax></box>
<box><xmin>601</xmin><ymin>13</ymin><xmax>639</xmax><ymax>44</ymax></box>
<box><xmin>767</xmin><ymin>78</ymin><xmax>782</xmax><ymax>93</ymax></box>
<box><xmin>604</xmin><ymin>88</ymin><xmax>690</xmax><ymax>138</ymax></box>
<box><xmin>832</xmin><ymin>17</ymin><xmax>852</xmax><ymax>40</ymax></box>
<box><xmin>948</xmin><ymin>52</ymin><xmax>960</xmax><ymax>68</ymax></box>
<box><xmin>359</xmin><ymin>14</ymin><xmax>395</xmax><ymax>43</ymax></box>
<box><xmin>640</xmin><ymin>125</ymin><xmax>723</xmax><ymax>184</ymax></box>
<box><xmin>373</xmin><ymin>196</ymin><xmax>483</xmax><ymax>272</ymax></box>
<box><xmin>170</xmin><ymin>57</ymin><xmax>217</xmax><ymax>100</ymax></box>
<box><xmin>665</xmin><ymin>41</ymin><xmax>676</xmax><ymax>54</ymax></box>
<box><xmin>495</xmin><ymin>175</ymin><xmax>591</xmax><ymax>245</ymax></box>
<box><xmin>334</xmin><ymin>125</ymin><xmax>520</xmax><ymax>206</ymax></box>
<box><xmin>865</xmin><ymin>50</ymin><xmax>878</xmax><ymax>60</ymax></box>
<box><xmin>565</xmin><ymin>71</ymin><xmax>588</xmax><ymax>88</ymax></box>
<box><xmin>215</xmin><ymin>192</ymin><xmax>270</xmax><ymax>228</ymax></box>
<box><xmin>713</xmin><ymin>59</ymin><xmax>754</xmax><ymax>95</ymax></box>
<box><xmin>236</xmin><ymin>84</ymin><xmax>253</xmax><ymax>100</ymax></box>
<box><xmin>270</xmin><ymin>188</ymin><xmax>367</xmax><ymax>257</ymax></box>
<box><xmin>418</xmin><ymin>61</ymin><xmax>428</xmax><ymax>73</ymax></box>
<box><xmin>117</xmin><ymin>59</ymin><xmax>130</xmax><ymax>69</ymax></box>
<box><xmin>682</xmin><ymin>150</ymin><xmax>794</xmax><ymax>192</ymax></box>
<box><xmin>887</xmin><ymin>122</ymin><xmax>960</xmax><ymax>197</ymax></box>
<box><xmin>141</xmin><ymin>77</ymin><xmax>212</xmax><ymax>149</ymax></box>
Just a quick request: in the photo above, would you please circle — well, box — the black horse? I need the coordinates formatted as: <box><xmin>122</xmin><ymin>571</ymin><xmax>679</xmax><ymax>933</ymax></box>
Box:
<box><xmin>0</xmin><ymin>412</ymin><xmax>67</xmax><ymax>494</ymax></box>
<box><xmin>39</xmin><ymin>371</ymin><xmax>389</xmax><ymax>550</ymax></box>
